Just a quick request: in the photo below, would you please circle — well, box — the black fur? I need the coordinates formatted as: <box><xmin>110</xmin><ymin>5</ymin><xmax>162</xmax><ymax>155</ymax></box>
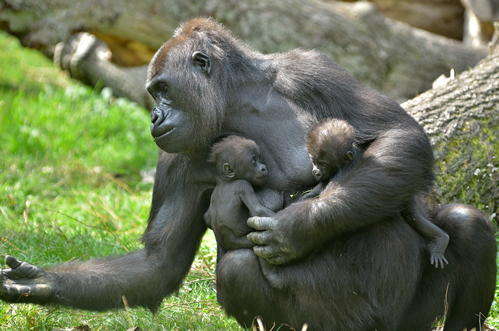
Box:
<box><xmin>203</xmin><ymin>136</ymin><xmax>274</xmax><ymax>252</ymax></box>
<box><xmin>301</xmin><ymin>118</ymin><xmax>359</xmax><ymax>199</ymax></box>
<box><xmin>304</xmin><ymin>118</ymin><xmax>450</xmax><ymax>269</ymax></box>
<box><xmin>1</xmin><ymin>17</ymin><xmax>495</xmax><ymax>331</ymax></box>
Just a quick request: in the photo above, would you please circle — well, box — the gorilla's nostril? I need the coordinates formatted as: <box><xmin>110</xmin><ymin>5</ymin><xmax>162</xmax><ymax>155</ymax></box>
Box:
<box><xmin>151</xmin><ymin>107</ymin><xmax>163</xmax><ymax>123</ymax></box>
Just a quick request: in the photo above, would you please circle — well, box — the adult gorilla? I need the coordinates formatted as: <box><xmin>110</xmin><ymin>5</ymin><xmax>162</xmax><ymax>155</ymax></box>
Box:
<box><xmin>1</xmin><ymin>18</ymin><xmax>496</xmax><ymax>330</ymax></box>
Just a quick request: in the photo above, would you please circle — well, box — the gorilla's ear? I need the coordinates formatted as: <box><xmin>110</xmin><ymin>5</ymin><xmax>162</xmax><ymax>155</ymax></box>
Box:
<box><xmin>223</xmin><ymin>163</ymin><xmax>235</xmax><ymax>178</ymax></box>
<box><xmin>192</xmin><ymin>51</ymin><xmax>211</xmax><ymax>75</ymax></box>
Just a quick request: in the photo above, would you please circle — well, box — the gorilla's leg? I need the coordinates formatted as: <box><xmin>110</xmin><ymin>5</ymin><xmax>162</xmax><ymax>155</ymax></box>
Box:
<box><xmin>216</xmin><ymin>249</ymin><xmax>288</xmax><ymax>328</ymax></box>
<box><xmin>217</xmin><ymin>219</ymin><xmax>425</xmax><ymax>331</ymax></box>
<box><xmin>398</xmin><ymin>204</ymin><xmax>496</xmax><ymax>331</ymax></box>
<box><xmin>435</xmin><ymin>205</ymin><xmax>496</xmax><ymax>331</ymax></box>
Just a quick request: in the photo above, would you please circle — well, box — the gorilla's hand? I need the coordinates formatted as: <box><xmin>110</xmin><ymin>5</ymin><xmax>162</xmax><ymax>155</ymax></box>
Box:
<box><xmin>0</xmin><ymin>256</ymin><xmax>53</xmax><ymax>303</ymax></box>
<box><xmin>247</xmin><ymin>216</ymin><xmax>306</xmax><ymax>265</ymax></box>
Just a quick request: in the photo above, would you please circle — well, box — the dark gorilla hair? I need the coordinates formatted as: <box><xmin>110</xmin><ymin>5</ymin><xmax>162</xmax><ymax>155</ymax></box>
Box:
<box><xmin>148</xmin><ymin>19</ymin><xmax>261</xmax><ymax>154</ymax></box>
<box><xmin>1</xmin><ymin>17</ymin><xmax>495</xmax><ymax>331</ymax></box>
<box><xmin>208</xmin><ymin>136</ymin><xmax>260</xmax><ymax>176</ymax></box>
<box><xmin>307</xmin><ymin>118</ymin><xmax>356</xmax><ymax>169</ymax></box>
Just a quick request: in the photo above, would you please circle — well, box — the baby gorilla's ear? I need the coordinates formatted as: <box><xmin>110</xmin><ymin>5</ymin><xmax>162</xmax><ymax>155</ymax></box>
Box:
<box><xmin>223</xmin><ymin>163</ymin><xmax>236</xmax><ymax>178</ymax></box>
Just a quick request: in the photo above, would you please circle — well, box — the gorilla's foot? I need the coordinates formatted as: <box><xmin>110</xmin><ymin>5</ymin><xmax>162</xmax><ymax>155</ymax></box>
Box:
<box><xmin>429</xmin><ymin>233</ymin><xmax>450</xmax><ymax>268</ymax></box>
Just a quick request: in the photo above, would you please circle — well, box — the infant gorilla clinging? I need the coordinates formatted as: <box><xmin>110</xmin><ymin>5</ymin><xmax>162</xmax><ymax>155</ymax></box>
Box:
<box><xmin>203</xmin><ymin>136</ymin><xmax>284</xmax><ymax>288</ymax></box>
<box><xmin>205</xmin><ymin>119</ymin><xmax>450</xmax><ymax>293</ymax></box>
<box><xmin>302</xmin><ymin>118</ymin><xmax>450</xmax><ymax>268</ymax></box>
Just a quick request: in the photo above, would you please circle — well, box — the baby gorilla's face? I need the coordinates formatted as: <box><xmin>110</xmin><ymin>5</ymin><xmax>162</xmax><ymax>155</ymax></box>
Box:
<box><xmin>310</xmin><ymin>155</ymin><xmax>335</xmax><ymax>182</ymax></box>
<box><xmin>239</xmin><ymin>153</ymin><xmax>268</xmax><ymax>186</ymax></box>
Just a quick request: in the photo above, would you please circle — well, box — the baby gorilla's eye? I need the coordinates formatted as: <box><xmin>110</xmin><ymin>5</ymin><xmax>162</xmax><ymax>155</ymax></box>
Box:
<box><xmin>251</xmin><ymin>156</ymin><xmax>257</xmax><ymax>164</ymax></box>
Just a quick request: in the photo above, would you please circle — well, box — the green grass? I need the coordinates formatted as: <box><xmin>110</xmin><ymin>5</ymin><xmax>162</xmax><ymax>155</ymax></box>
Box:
<box><xmin>0</xmin><ymin>31</ymin><xmax>240</xmax><ymax>330</ymax></box>
<box><xmin>1</xmin><ymin>31</ymin><xmax>498</xmax><ymax>330</ymax></box>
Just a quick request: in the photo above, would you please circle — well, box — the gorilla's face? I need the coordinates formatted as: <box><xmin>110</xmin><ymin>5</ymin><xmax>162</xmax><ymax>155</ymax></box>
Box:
<box><xmin>147</xmin><ymin>40</ymin><xmax>221</xmax><ymax>154</ymax></box>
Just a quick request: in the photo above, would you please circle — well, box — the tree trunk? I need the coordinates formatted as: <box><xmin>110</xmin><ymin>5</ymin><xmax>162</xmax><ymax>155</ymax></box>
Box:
<box><xmin>1</xmin><ymin>0</ymin><xmax>496</xmax><ymax>217</ymax></box>
<box><xmin>0</xmin><ymin>0</ymin><xmax>487</xmax><ymax>102</ymax></box>
<box><xmin>402</xmin><ymin>53</ymin><xmax>499</xmax><ymax>220</ymax></box>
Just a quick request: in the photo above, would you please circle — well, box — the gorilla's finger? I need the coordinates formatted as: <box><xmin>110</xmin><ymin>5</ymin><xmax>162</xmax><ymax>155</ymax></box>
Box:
<box><xmin>247</xmin><ymin>230</ymin><xmax>275</xmax><ymax>246</ymax></box>
<box><xmin>7</xmin><ymin>284</ymin><xmax>31</xmax><ymax>296</ymax></box>
<box><xmin>3</xmin><ymin>259</ymin><xmax>45</xmax><ymax>280</ymax></box>
<box><xmin>247</xmin><ymin>216</ymin><xmax>276</xmax><ymax>231</ymax></box>
<box><xmin>253</xmin><ymin>245</ymin><xmax>278</xmax><ymax>260</ymax></box>
<box><xmin>264</xmin><ymin>255</ymin><xmax>287</xmax><ymax>266</ymax></box>
<box><xmin>5</xmin><ymin>256</ymin><xmax>21</xmax><ymax>269</ymax></box>
<box><xmin>0</xmin><ymin>281</ymin><xmax>53</xmax><ymax>302</ymax></box>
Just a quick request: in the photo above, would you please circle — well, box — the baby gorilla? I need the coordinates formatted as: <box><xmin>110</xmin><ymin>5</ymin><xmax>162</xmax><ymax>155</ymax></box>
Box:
<box><xmin>204</xmin><ymin>136</ymin><xmax>274</xmax><ymax>250</ymax></box>
<box><xmin>304</xmin><ymin>119</ymin><xmax>450</xmax><ymax>268</ymax></box>
<box><xmin>300</xmin><ymin>118</ymin><xmax>357</xmax><ymax>199</ymax></box>
<box><xmin>204</xmin><ymin>136</ymin><xmax>284</xmax><ymax>287</ymax></box>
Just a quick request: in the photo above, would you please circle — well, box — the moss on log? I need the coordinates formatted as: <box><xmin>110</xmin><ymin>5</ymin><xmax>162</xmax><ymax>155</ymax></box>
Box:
<box><xmin>403</xmin><ymin>54</ymin><xmax>499</xmax><ymax>221</ymax></box>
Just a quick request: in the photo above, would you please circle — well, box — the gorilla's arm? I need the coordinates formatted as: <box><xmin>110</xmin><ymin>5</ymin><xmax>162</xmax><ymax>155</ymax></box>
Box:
<box><xmin>1</xmin><ymin>152</ymin><xmax>208</xmax><ymax>311</ymax></box>
<box><xmin>1</xmin><ymin>250</ymin><xmax>173</xmax><ymax>311</ymax></box>
<box><xmin>239</xmin><ymin>182</ymin><xmax>276</xmax><ymax>218</ymax></box>
<box><xmin>249</xmin><ymin>126</ymin><xmax>434</xmax><ymax>265</ymax></box>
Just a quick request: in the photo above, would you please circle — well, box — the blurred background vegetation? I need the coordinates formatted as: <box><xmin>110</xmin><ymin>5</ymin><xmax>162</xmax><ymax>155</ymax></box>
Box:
<box><xmin>1</xmin><ymin>0</ymin><xmax>498</xmax><ymax>328</ymax></box>
<box><xmin>0</xmin><ymin>32</ymin><xmax>241</xmax><ymax>330</ymax></box>
<box><xmin>1</xmin><ymin>28</ymin><xmax>498</xmax><ymax>331</ymax></box>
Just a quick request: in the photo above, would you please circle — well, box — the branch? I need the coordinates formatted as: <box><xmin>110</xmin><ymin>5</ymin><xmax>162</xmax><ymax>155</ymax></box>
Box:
<box><xmin>0</xmin><ymin>0</ymin><xmax>487</xmax><ymax>101</ymax></box>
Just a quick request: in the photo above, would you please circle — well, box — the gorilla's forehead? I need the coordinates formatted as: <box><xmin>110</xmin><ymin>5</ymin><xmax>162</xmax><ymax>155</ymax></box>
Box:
<box><xmin>148</xmin><ymin>17</ymin><xmax>230</xmax><ymax>84</ymax></box>
<box><xmin>147</xmin><ymin>38</ymin><xmax>190</xmax><ymax>83</ymax></box>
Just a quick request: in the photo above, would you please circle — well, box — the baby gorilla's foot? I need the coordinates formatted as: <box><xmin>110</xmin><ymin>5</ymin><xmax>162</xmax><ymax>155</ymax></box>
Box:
<box><xmin>428</xmin><ymin>232</ymin><xmax>450</xmax><ymax>268</ymax></box>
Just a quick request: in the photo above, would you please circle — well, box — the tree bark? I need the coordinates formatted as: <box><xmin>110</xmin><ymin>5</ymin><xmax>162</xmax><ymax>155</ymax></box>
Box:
<box><xmin>1</xmin><ymin>0</ymin><xmax>496</xmax><ymax>217</ymax></box>
<box><xmin>402</xmin><ymin>53</ymin><xmax>499</xmax><ymax>220</ymax></box>
<box><xmin>52</xmin><ymin>33</ymin><xmax>153</xmax><ymax>108</ymax></box>
<box><xmin>0</xmin><ymin>0</ymin><xmax>487</xmax><ymax>102</ymax></box>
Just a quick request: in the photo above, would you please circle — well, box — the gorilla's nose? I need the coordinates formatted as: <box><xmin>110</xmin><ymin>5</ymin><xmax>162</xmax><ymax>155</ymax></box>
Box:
<box><xmin>313</xmin><ymin>169</ymin><xmax>322</xmax><ymax>180</ymax></box>
<box><xmin>150</xmin><ymin>107</ymin><xmax>166</xmax><ymax>138</ymax></box>
<box><xmin>151</xmin><ymin>107</ymin><xmax>163</xmax><ymax>125</ymax></box>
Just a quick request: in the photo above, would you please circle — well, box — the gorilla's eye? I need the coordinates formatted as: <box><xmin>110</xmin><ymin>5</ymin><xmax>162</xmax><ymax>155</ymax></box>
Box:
<box><xmin>148</xmin><ymin>82</ymin><xmax>169</xmax><ymax>100</ymax></box>
<box><xmin>157</xmin><ymin>83</ymin><xmax>169</xmax><ymax>92</ymax></box>
<box><xmin>147</xmin><ymin>88</ymin><xmax>157</xmax><ymax>99</ymax></box>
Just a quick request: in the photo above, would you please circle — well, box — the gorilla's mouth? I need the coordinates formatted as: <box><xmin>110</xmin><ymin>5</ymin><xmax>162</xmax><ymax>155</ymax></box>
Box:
<box><xmin>255</xmin><ymin>176</ymin><xmax>267</xmax><ymax>184</ymax></box>
<box><xmin>152</xmin><ymin>127</ymin><xmax>175</xmax><ymax>141</ymax></box>
<box><xmin>150</xmin><ymin>107</ymin><xmax>176</xmax><ymax>139</ymax></box>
